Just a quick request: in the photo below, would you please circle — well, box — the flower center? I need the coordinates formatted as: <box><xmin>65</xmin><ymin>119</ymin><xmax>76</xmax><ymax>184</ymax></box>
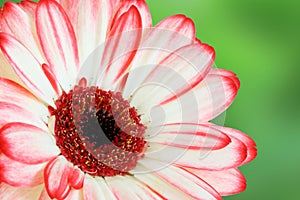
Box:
<box><xmin>49</xmin><ymin>82</ymin><xmax>147</xmax><ymax>177</ymax></box>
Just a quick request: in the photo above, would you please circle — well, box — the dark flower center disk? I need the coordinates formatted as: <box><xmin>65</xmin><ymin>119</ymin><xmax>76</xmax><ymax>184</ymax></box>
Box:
<box><xmin>49</xmin><ymin>84</ymin><xmax>147</xmax><ymax>177</ymax></box>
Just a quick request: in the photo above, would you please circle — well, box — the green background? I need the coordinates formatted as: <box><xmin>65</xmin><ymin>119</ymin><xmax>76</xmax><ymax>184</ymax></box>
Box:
<box><xmin>1</xmin><ymin>0</ymin><xmax>300</xmax><ymax>199</ymax></box>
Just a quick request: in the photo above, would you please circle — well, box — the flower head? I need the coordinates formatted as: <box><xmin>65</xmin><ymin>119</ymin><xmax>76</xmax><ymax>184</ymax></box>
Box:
<box><xmin>0</xmin><ymin>0</ymin><xmax>256</xmax><ymax>199</ymax></box>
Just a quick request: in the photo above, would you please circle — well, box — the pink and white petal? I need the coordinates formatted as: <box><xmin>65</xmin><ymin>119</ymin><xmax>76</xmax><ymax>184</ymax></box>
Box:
<box><xmin>54</xmin><ymin>0</ymin><xmax>73</xmax><ymax>12</ymax></box>
<box><xmin>0</xmin><ymin>153</ymin><xmax>45</xmax><ymax>187</ymax></box>
<box><xmin>155</xmin><ymin>14</ymin><xmax>195</xmax><ymax>40</ymax></box>
<box><xmin>134</xmin><ymin>172</ymin><xmax>191</xmax><ymax>199</ymax></box>
<box><xmin>41</xmin><ymin>63</ymin><xmax>62</xmax><ymax>96</ymax></box>
<box><xmin>97</xmin><ymin>6</ymin><xmax>142</xmax><ymax>89</ymax></box>
<box><xmin>122</xmin><ymin>15</ymin><xmax>196</xmax><ymax>96</ymax></box>
<box><xmin>197</xmin><ymin>69</ymin><xmax>240</xmax><ymax>121</ymax></box>
<box><xmin>0</xmin><ymin>122</ymin><xmax>59</xmax><ymax>165</ymax></box>
<box><xmin>0</xmin><ymin>101</ymin><xmax>47</xmax><ymax>130</ymax></box>
<box><xmin>0</xmin><ymin>78</ymin><xmax>48</xmax><ymax>121</ymax></box>
<box><xmin>0</xmin><ymin>46</ymin><xmax>20</xmax><ymax>83</ymax></box>
<box><xmin>0</xmin><ymin>33</ymin><xmax>57</xmax><ymax>105</ymax></box>
<box><xmin>68</xmin><ymin>166</ymin><xmax>84</xmax><ymax>189</ymax></box>
<box><xmin>106</xmin><ymin>175</ymin><xmax>162</xmax><ymax>200</ymax></box>
<box><xmin>139</xmin><ymin>159</ymin><xmax>221</xmax><ymax>200</ymax></box>
<box><xmin>112</xmin><ymin>0</ymin><xmax>152</xmax><ymax>29</ymax></box>
<box><xmin>210</xmin><ymin>124</ymin><xmax>257</xmax><ymax>165</ymax></box>
<box><xmin>65</xmin><ymin>0</ymin><xmax>113</xmax><ymax>66</ymax></box>
<box><xmin>40</xmin><ymin>188</ymin><xmax>84</xmax><ymax>200</ymax></box>
<box><xmin>40</xmin><ymin>187</ymin><xmax>82</xmax><ymax>200</ymax></box>
<box><xmin>150</xmin><ymin>68</ymin><xmax>240</xmax><ymax>125</ymax></box>
<box><xmin>208</xmin><ymin>68</ymin><xmax>240</xmax><ymax>98</ymax></box>
<box><xmin>157</xmin><ymin>44</ymin><xmax>214</xmax><ymax>105</ymax></box>
<box><xmin>96</xmin><ymin>177</ymin><xmax>118</xmax><ymax>200</ymax></box>
<box><xmin>0</xmin><ymin>183</ymin><xmax>43</xmax><ymax>200</ymax></box>
<box><xmin>142</xmin><ymin>14</ymin><xmax>196</xmax><ymax>50</ymax></box>
<box><xmin>127</xmin><ymin>43</ymin><xmax>214</xmax><ymax>116</ymax></box>
<box><xmin>44</xmin><ymin>156</ymin><xmax>71</xmax><ymax>199</ymax></box>
<box><xmin>19</xmin><ymin>0</ymin><xmax>37</xmax><ymax>13</ymax></box>
<box><xmin>64</xmin><ymin>188</ymin><xmax>84</xmax><ymax>200</ymax></box>
<box><xmin>83</xmin><ymin>175</ymin><xmax>116</xmax><ymax>200</ymax></box>
<box><xmin>56</xmin><ymin>0</ymin><xmax>118</xmax><ymax>21</ymax></box>
<box><xmin>0</xmin><ymin>1</ymin><xmax>45</xmax><ymax>63</ymax></box>
<box><xmin>146</xmin><ymin>123</ymin><xmax>230</xmax><ymax>150</ymax></box>
<box><xmin>186</xmin><ymin>168</ymin><xmax>246</xmax><ymax>196</ymax></box>
<box><xmin>133</xmin><ymin>161</ymin><xmax>221</xmax><ymax>200</ymax></box>
<box><xmin>36</xmin><ymin>0</ymin><xmax>79</xmax><ymax>91</ymax></box>
<box><xmin>144</xmin><ymin>130</ymin><xmax>247</xmax><ymax>170</ymax></box>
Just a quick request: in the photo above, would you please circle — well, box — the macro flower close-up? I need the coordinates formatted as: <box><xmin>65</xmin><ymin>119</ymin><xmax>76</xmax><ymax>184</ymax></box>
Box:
<box><xmin>0</xmin><ymin>0</ymin><xmax>256</xmax><ymax>199</ymax></box>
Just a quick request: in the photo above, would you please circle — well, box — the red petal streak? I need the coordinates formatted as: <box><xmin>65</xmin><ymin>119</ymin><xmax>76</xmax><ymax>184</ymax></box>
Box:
<box><xmin>145</xmin><ymin>128</ymin><xmax>247</xmax><ymax>170</ymax></box>
<box><xmin>128</xmin><ymin>43</ymin><xmax>214</xmax><ymax>118</ymax></box>
<box><xmin>210</xmin><ymin>124</ymin><xmax>257</xmax><ymax>165</ymax></box>
<box><xmin>78</xmin><ymin>77</ymin><xmax>87</xmax><ymax>87</ymax></box>
<box><xmin>64</xmin><ymin>188</ymin><xmax>83</xmax><ymax>200</ymax></box>
<box><xmin>152</xmin><ymin>69</ymin><xmax>240</xmax><ymax>124</ymax></box>
<box><xmin>200</xmin><ymin>74</ymin><xmax>240</xmax><ymax>120</ymax></box>
<box><xmin>121</xmin><ymin>15</ymin><xmax>196</xmax><ymax>99</ymax></box>
<box><xmin>0</xmin><ymin>1</ymin><xmax>45</xmax><ymax>63</ymax></box>
<box><xmin>155</xmin><ymin>14</ymin><xmax>195</xmax><ymax>40</ymax></box>
<box><xmin>160</xmin><ymin>44</ymin><xmax>215</xmax><ymax>106</ymax></box>
<box><xmin>19</xmin><ymin>0</ymin><xmax>37</xmax><ymax>12</ymax></box>
<box><xmin>208</xmin><ymin>69</ymin><xmax>240</xmax><ymax>91</ymax></box>
<box><xmin>0</xmin><ymin>101</ymin><xmax>46</xmax><ymax>130</ymax></box>
<box><xmin>148</xmin><ymin>43</ymin><xmax>215</xmax><ymax>106</ymax></box>
<box><xmin>63</xmin><ymin>0</ymin><xmax>113</xmax><ymax>65</ymax></box>
<box><xmin>68</xmin><ymin>167</ymin><xmax>84</xmax><ymax>190</ymax></box>
<box><xmin>36</xmin><ymin>0</ymin><xmax>79</xmax><ymax>91</ymax></box>
<box><xmin>100</xmin><ymin>6</ymin><xmax>142</xmax><ymax>88</ymax></box>
<box><xmin>112</xmin><ymin>0</ymin><xmax>151</xmax><ymax>28</ymax></box>
<box><xmin>146</xmin><ymin>123</ymin><xmax>230</xmax><ymax>150</ymax></box>
<box><xmin>186</xmin><ymin>168</ymin><xmax>246</xmax><ymax>196</ymax></box>
<box><xmin>0</xmin><ymin>33</ymin><xmax>57</xmax><ymax>105</ymax></box>
<box><xmin>42</xmin><ymin>63</ymin><xmax>62</xmax><ymax>96</ymax></box>
<box><xmin>0</xmin><ymin>153</ymin><xmax>45</xmax><ymax>187</ymax></box>
<box><xmin>0</xmin><ymin>122</ymin><xmax>59</xmax><ymax>164</ymax></box>
<box><xmin>0</xmin><ymin>78</ymin><xmax>47</xmax><ymax>120</ymax></box>
<box><xmin>44</xmin><ymin>156</ymin><xmax>71</xmax><ymax>199</ymax></box>
<box><xmin>41</xmin><ymin>188</ymin><xmax>82</xmax><ymax>200</ymax></box>
<box><xmin>138</xmin><ymin>160</ymin><xmax>222</xmax><ymax>200</ymax></box>
<box><xmin>115</xmin><ymin>73</ymin><xmax>129</xmax><ymax>92</ymax></box>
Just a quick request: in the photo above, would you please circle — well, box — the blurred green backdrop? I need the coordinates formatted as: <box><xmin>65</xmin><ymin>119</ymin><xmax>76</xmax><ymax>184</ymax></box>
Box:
<box><xmin>0</xmin><ymin>0</ymin><xmax>299</xmax><ymax>199</ymax></box>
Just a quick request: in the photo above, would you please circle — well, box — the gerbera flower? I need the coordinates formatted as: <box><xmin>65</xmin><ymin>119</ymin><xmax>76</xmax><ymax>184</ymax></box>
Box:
<box><xmin>0</xmin><ymin>0</ymin><xmax>256</xmax><ymax>199</ymax></box>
